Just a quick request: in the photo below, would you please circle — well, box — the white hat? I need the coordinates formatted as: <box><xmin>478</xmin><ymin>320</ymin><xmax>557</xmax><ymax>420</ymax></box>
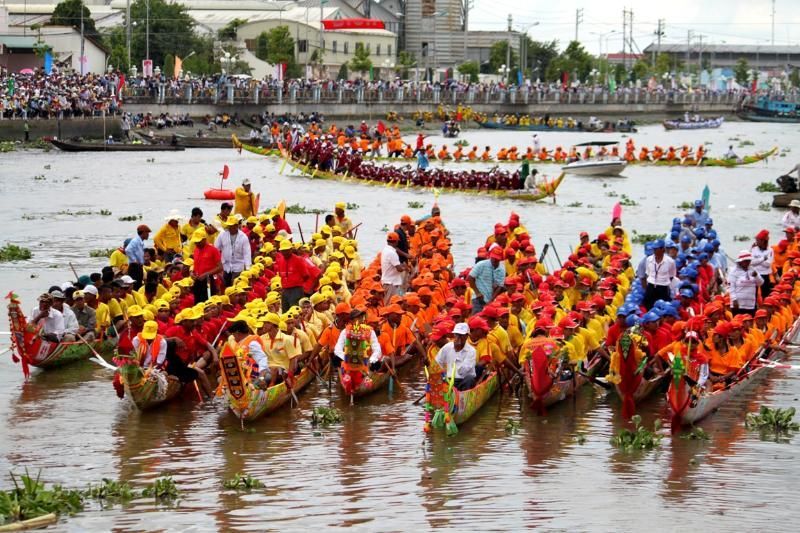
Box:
<box><xmin>242</xmin><ymin>178</ymin><xmax>251</xmax><ymax>185</ymax></box>
<box><xmin>452</xmin><ymin>323</ymin><xmax>470</xmax><ymax>335</ymax></box>
<box><xmin>60</xmin><ymin>282</ymin><xmax>74</xmax><ymax>292</ymax></box>
<box><xmin>736</xmin><ymin>250</ymin><xmax>753</xmax><ymax>262</ymax></box>
<box><xmin>789</xmin><ymin>199</ymin><xmax>800</xmax><ymax>208</ymax></box>
<box><xmin>82</xmin><ymin>285</ymin><xmax>99</xmax><ymax>296</ymax></box>
<box><xmin>119</xmin><ymin>275</ymin><xmax>135</xmax><ymax>285</ymax></box>
<box><xmin>165</xmin><ymin>209</ymin><xmax>183</xmax><ymax>222</ymax></box>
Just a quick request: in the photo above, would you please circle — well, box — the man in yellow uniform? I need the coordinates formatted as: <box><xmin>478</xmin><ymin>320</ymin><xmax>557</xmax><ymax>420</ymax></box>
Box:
<box><xmin>260</xmin><ymin>312</ymin><xmax>299</xmax><ymax>385</ymax></box>
<box><xmin>234</xmin><ymin>178</ymin><xmax>257</xmax><ymax>218</ymax></box>
<box><xmin>154</xmin><ymin>212</ymin><xmax>183</xmax><ymax>261</ymax></box>
<box><xmin>334</xmin><ymin>202</ymin><xmax>354</xmax><ymax>237</ymax></box>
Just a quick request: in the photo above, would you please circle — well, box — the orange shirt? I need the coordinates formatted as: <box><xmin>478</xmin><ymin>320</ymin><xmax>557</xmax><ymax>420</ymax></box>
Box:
<box><xmin>378</xmin><ymin>321</ymin><xmax>415</xmax><ymax>356</ymax></box>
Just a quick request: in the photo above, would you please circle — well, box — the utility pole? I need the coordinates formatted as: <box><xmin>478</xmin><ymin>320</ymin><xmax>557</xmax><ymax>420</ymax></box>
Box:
<box><xmin>80</xmin><ymin>3</ymin><xmax>85</xmax><ymax>75</ymax></box>
<box><xmin>697</xmin><ymin>34</ymin><xmax>705</xmax><ymax>70</ymax></box>
<box><xmin>146</xmin><ymin>0</ymin><xmax>150</xmax><ymax>63</ymax></box>
<box><xmin>463</xmin><ymin>0</ymin><xmax>473</xmax><ymax>66</ymax></box>
<box><xmin>575</xmin><ymin>8</ymin><xmax>583</xmax><ymax>42</ymax></box>
<box><xmin>506</xmin><ymin>13</ymin><xmax>512</xmax><ymax>84</ymax></box>
<box><xmin>126</xmin><ymin>0</ymin><xmax>131</xmax><ymax>69</ymax></box>
<box><xmin>653</xmin><ymin>18</ymin><xmax>664</xmax><ymax>64</ymax></box>
<box><xmin>622</xmin><ymin>8</ymin><xmax>632</xmax><ymax>70</ymax></box>
<box><xmin>772</xmin><ymin>0</ymin><xmax>776</xmax><ymax>46</ymax></box>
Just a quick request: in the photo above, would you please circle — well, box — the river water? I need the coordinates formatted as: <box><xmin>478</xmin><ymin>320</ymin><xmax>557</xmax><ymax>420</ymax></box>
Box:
<box><xmin>0</xmin><ymin>122</ymin><xmax>799</xmax><ymax>530</ymax></box>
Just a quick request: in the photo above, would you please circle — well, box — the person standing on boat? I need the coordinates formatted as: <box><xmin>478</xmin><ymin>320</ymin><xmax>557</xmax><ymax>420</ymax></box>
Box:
<box><xmin>191</xmin><ymin>229</ymin><xmax>223</xmax><ymax>304</ymax></box>
<box><xmin>750</xmin><ymin>230</ymin><xmax>774</xmax><ymax>296</ymax></box>
<box><xmin>469</xmin><ymin>247</ymin><xmax>506</xmax><ymax>314</ymax></box>
<box><xmin>686</xmin><ymin>200</ymin><xmax>709</xmax><ymax>228</ymax></box>
<box><xmin>435</xmin><ymin>323</ymin><xmax>478</xmax><ymax>391</ymax></box>
<box><xmin>781</xmin><ymin>199</ymin><xmax>800</xmax><ymax>230</ymax></box>
<box><xmin>124</xmin><ymin>224</ymin><xmax>151</xmax><ymax>290</ymax></box>
<box><xmin>216</xmin><ymin>217</ymin><xmax>252</xmax><ymax>288</ymax></box>
<box><xmin>380</xmin><ymin>232</ymin><xmax>407</xmax><ymax>302</ymax></box>
<box><xmin>642</xmin><ymin>240</ymin><xmax>676</xmax><ymax>310</ymax></box>
<box><xmin>234</xmin><ymin>178</ymin><xmax>256</xmax><ymax>219</ymax></box>
<box><xmin>153</xmin><ymin>213</ymin><xmax>183</xmax><ymax>262</ymax></box>
<box><xmin>727</xmin><ymin>251</ymin><xmax>763</xmax><ymax>316</ymax></box>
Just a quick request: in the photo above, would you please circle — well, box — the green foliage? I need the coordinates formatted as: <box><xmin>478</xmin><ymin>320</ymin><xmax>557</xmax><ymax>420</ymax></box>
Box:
<box><xmin>346</xmin><ymin>202</ymin><xmax>359</xmax><ymax>210</ymax></box>
<box><xmin>89</xmin><ymin>248</ymin><xmax>115</xmax><ymax>258</ymax></box>
<box><xmin>311</xmin><ymin>406</ymin><xmax>342</xmax><ymax>426</ymax></box>
<box><xmin>631</xmin><ymin>231</ymin><xmax>666</xmax><ymax>245</ymax></box>
<box><xmin>118</xmin><ymin>214</ymin><xmax>142</xmax><ymax>221</ymax></box>
<box><xmin>0</xmin><ymin>244</ymin><xmax>33</xmax><ymax>262</ymax></box>
<box><xmin>140</xmin><ymin>476</ymin><xmax>179</xmax><ymax>501</ymax></box>
<box><xmin>610</xmin><ymin>415</ymin><xmax>663</xmax><ymax>452</ymax></box>
<box><xmin>223</xmin><ymin>473</ymin><xmax>263</xmax><ymax>490</ymax></box>
<box><xmin>488</xmin><ymin>41</ymin><xmax>517</xmax><ymax>76</ymax></box>
<box><xmin>50</xmin><ymin>0</ymin><xmax>99</xmax><ymax>38</ymax></box>
<box><xmin>0</xmin><ymin>141</ymin><xmax>16</xmax><ymax>153</ymax></box>
<box><xmin>758</xmin><ymin>202</ymin><xmax>772</xmax><ymax>211</ymax></box>
<box><xmin>653</xmin><ymin>53</ymin><xmax>672</xmax><ymax>76</ymax></box>
<box><xmin>614</xmin><ymin>63</ymin><xmax>627</xmax><ymax>85</ymax></box>
<box><xmin>680</xmin><ymin>426</ymin><xmax>710</xmax><ymax>441</ymax></box>
<box><xmin>255</xmin><ymin>32</ymin><xmax>269</xmax><ymax>62</ymax></box>
<box><xmin>397</xmin><ymin>51</ymin><xmax>416</xmax><ymax>79</ymax></box>
<box><xmin>260</xmin><ymin>26</ymin><xmax>295</xmax><ymax>65</ymax></box>
<box><xmin>547</xmin><ymin>41</ymin><xmax>593</xmax><ymax>83</ymax></box>
<box><xmin>83</xmin><ymin>479</ymin><xmax>135</xmax><ymax>501</ymax></box>
<box><xmin>733</xmin><ymin>235</ymin><xmax>750</xmax><ymax>242</ymax></box>
<box><xmin>523</xmin><ymin>39</ymin><xmax>558</xmax><ymax>78</ymax></box>
<box><xmin>350</xmin><ymin>42</ymin><xmax>372</xmax><ymax>75</ymax></box>
<box><xmin>284</xmin><ymin>203</ymin><xmax>325</xmax><ymax>215</ymax></box>
<box><xmin>790</xmin><ymin>68</ymin><xmax>800</xmax><ymax>88</ymax></box>
<box><xmin>98</xmin><ymin>209</ymin><xmax>112</xmax><ymax>216</ymax></box>
<box><xmin>676</xmin><ymin>201</ymin><xmax>693</xmax><ymax>209</ymax></box>
<box><xmin>218</xmin><ymin>18</ymin><xmax>248</xmax><ymax>41</ymax></box>
<box><xmin>504</xmin><ymin>418</ymin><xmax>521</xmax><ymax>434</ymax></box>
<box><xmin>575</xmin><ymin>433</ymin><xmax>587</xmax><ymax>445</ymax></box>
<box><xmin>457</xmin><ymin>61</ymin><xmax>479</xmax><ymax>83</ymax></box>
<box><xmin>734</xmin><ymin>58</ymin><xmax>750</xmax><ymax>85</ymax></box>
<box><xmin>0</xmin><ymin>472</ymin><xmax>83</xmax><ymax>525</ymax></box>
<box><xmin>407</xmin><ymin>201</ymin><xmax>424</xmax><ymax>209</ymax></box>
<box><xmin>756</xmin><ymin>181</ymin><xmax>780</xmax><ymax>193</ymax></box>
<box><xmin>618</xmin><ymin>194</ymin><xmax>638</xmax><ymax>207</ymax></box>
<box><xmin>746</xmin><ymin>406</ymin><xmax>800</xmax><ymax>441</ymax></box>
<box><xmin>129</xmin><ymin>0</ymin><xmax>197</xmax><ymax>69</ymax></box>
<box><xmin>567</xmin><ymin>201</ymin><xmax>583</xmax><ymax>207</ymax></box>
<box><xmin>336</xmin><ymin>63</ymin><xmax>349</xmax><ymax>80</ymax></box>
<box><xmin>163</xmin><ymin>53</ymin><xmax>175</xmax><ymax>78</ymax></box>
<box><xmin>631</xmin><ymin>59</ymin><xmax>650</xmax><ymax>81</ymax></box>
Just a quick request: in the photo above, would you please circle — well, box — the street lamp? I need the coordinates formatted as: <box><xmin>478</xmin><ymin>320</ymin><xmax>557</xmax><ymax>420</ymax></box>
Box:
<box><xmin>516</xmin><ymin>21</ymin><xmax>539</xmax><ymax>82</ymax></box>
<box><xmin>431</xmin><ymin>10</ymin><xmax>448</xmax><ymax>82</ymax></box>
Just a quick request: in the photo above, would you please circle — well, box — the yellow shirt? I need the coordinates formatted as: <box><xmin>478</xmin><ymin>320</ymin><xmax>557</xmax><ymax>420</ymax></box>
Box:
<box><xmin>262</xmin><ymin>331</ymin><xmax>299</xmax><ymax>370</ymax></box>
<box><xmin>234</xmin><ymin>187</ymin><xmax>256</xmax><ymax>218</ymax></box>
<box><xmin>346</xmin><ymin>258</ymin><xmax>363</xmax><ymax>285</ymax></box>
<box><xmin>488</xmin><ymin>324</ymin><xmax>512</xmax><ymax>361</ymax></box>
<box><xmin>153</xmin><ymin>223</ymin><xmax>182</xmax><ymax>253</ymax></box>
<box><xmin>109</xmin><ymin>249</ymin><xmax>128</xmax><ymax>271</ymax></box>
<box><xmin>180</xmin><ymin>221</ymin><xmax>202</xmax><ymax>241</ymax></box>
<box><xmin>291</xmin><ymin>328</ymin><xmax>313</xmax><ymax>354</ymax></box>
<box><xmin>107</xmin><ymin>298</ymin><xmax>125</xmax><ymax>321</ymax></box>
<box><xmin>94</xmin><ymin>302</ymin><xmax>110</xmax><ymax>333</ymax></box>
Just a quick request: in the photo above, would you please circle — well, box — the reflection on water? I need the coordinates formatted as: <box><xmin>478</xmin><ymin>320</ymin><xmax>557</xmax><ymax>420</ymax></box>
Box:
<box><xmin>0</xmin><ymin>123</ymin><xmax>799</xmax><ymax>529</ymax></box>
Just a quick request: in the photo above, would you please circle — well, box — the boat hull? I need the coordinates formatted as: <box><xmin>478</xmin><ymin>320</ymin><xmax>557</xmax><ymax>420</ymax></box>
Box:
<box><xmin>476</xmin><ymin>120</ymin><xmax>636</xmax><ymax>133</ymax></box>
<box><xmin>50</xmin><ymin>140</ymin><xmax>185</xmax><ymax>152</ymax></box>
<box><xmin>204</xmin><ymin>188</ymin><xmax>236</xmax><ymax>200</ymax></box>
<box><xmin>562</xmin><ymin>160</ymin><xmax>627</xmax><ymax>176</ymax></box>
<box><xmin>118</xmin><ymin>364</ymin><xmax>184</xmax><ymax>410</ymax></box>
<box><xmin>663</xmin><ymin>117</ymin><xmax>724</xmax><ymax>130</ymax></box>
<box><xmin>773</xmin><ymin>193</ymin><xmax>800</xmax><ymax>208</ymax></box>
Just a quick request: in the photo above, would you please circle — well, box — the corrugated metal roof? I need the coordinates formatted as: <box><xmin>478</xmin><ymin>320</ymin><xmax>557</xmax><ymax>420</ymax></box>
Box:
<box><xmin>644</xmin><ymin>43</ymin><xmax>800</xmax><ymax>54</ymax></box>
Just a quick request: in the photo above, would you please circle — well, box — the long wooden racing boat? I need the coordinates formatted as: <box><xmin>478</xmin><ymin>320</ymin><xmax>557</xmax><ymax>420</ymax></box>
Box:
<box><xmin>338</xmin><ymin>347</ymin><xmax>415</xmax><ymax>401</ymax></box>
<box><xmin>609</xmin><ymin>330</ymin><xmax>670</xmax><ymax>419</ymax></box>
<box><xmin>523</xmin><ymin>358</ymin><xmax>590</xmax><ymax>414</ymax></box>
<box><xmin>668</xmin><ymin>318</ymin><xmax>800</xmax><ymax>428</ymax></box>
<box><xmin>116</xmin><ymin>355</ymin><xmax>183</xmax><ymax>410</ymax></box>
<box><xmin>663</xmin><ymin>117</ymin><xmax>724</xmax><ymax>130</ymax></box>
<box><xmin>7</xmin><ymin>293</ymin><xmax>115</xmax><ymax>378</ymax></box>
<box><xmin>424</xmin><ymin>364</ymin><xmax>499</xmax><ymax>434</ymax></box>
<box><xmin>137</xmin><ymin>132</ymin><xmax>276</xmax><ymax>149</ymax></box>
<box><xmin>50</xmin><ymin>139</ymin><xmax>185</xmax><ymax>152</ymax></box>
<box><xmin>218</xmin><ymin>342</ymin><xmax>314</xmax><ymax>422</ymax></box>
<box><xmin>247</xmin><ymin>140</ymin><xmax>565</xmax><ymax>203</ymax></box>
<box><xmin>475</xmin><ymin>120</ymin><xmax>636</xmax><ymax>133</ymax></box>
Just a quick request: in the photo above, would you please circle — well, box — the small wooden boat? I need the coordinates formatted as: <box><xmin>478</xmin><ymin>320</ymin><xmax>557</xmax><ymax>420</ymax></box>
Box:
<box><xmin>218</xmin><ymin>342</ymin><xmax>314</xmax><ymax>422</ymax></box>
<box><xmin>608</xmin><ymin>330</ymin><xmax>670</xmax><ymax>419</ymax></box>
<box><xmin>50</xmin><ymin>139</ymin><xmax>185</xmax><ymax>152</ymax></box>
<box><xmin>663</xmin><ymin>116</ymin><xmax>724</xmax><ymax>130</ymax></box>
<box><xmin>668</xmin><ymin>318</ymin><xmax>800</xmax><ymax>429</ymax></box>
<box><xmin>424</xmin><ymin>364</ymin><xmax>499</xmax><ymax>434</ymax></box>
<box><xmin>773</xmin><ymin>192</ymin><xmax>800</xmax><ymax>208</ymax></box>
<box><xmin>6</xmin><ymin>293</ymin><xmax>115</xmax><ymax>378</ymax></box>
<box><xmin>523</xmin><ymin>362</ymin><xmax>589</xmax><ymax>413</ymax></box>
<box><xmin>115</xmin><ymin>355</ymin><xmax>183</xmax><ymax>410</ymax></box>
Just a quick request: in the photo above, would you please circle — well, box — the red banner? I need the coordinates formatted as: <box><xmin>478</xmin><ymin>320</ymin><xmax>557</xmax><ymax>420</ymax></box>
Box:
<box><xmin>321</xmin><ymin>18</ymin><xmax>385</xmax><ymax>31</ymax></box>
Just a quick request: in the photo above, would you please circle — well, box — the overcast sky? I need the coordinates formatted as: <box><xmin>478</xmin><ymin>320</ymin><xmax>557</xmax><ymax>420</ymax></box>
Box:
<box><xmin>468</xmin><ymin>0</ymin><xmax>800</xmax><ymax>53</ymax></box>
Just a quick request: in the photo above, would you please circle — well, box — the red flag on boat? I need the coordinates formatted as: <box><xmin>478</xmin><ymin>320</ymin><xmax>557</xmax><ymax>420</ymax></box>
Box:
<box><xmin>221</xmin><ymin>165</ymin><xmax>230</xmax><ymax>180</ymax></box>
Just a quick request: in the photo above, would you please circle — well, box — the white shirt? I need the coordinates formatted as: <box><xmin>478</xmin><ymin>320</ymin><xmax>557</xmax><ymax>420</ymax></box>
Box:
<box><xmin>333</xmin><ymin>328</ymin><xmax>383</xmax><ymax>364</ymax></box>
<box><xmin>749</xmin><ymin>245</ymin><xmax>773</xmax><ymax>276</ymax></box>
<box><xmin>645</xmin><ymin>255</ymin><xmax>676</xmax><ymax>286</ymax></box>
<box><xmin>132</xmin><ymin>336</ymin><xmax>168</xmax><ymax>367</ymax></box>
<box><xmin>60</xmin><ymin>305</ymin><xmax>79</xmax><ymax>335</ymax></box>
<box><xmin>246</xmin><ymin>339</ymin><xmax>268</xmax><ymax>371</ymax></box>
<box><xmin>380</xmin><ymin>244</ymin><xmax>403</xmax><ymax>286</ymax></box>
<box><xmin>215</xmin><ymin>230</ymin><xmax>252</xmax><ymax>273</ymax></box>
<box><xmin>435</xmin><ymin>341</ymin><xmax>477</xmax><ymax>381</ymax></box>
<box><xmin>782</xmin><ymin>210</ymin><xmax>800</xmax><ymax>230</ymax></box>
<box><xmin>726</xmin><ymin>265</ymin><xmax>763</xmax><ymax>309</ymax></box>
<box><xmin>30</xmin><ymin>306</ymin><xmax>65</xmax><ymax>340</ymax></box>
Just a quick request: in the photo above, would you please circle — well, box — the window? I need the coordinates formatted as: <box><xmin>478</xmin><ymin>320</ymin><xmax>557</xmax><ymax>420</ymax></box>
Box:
<box><xmin>244</xmin><ymin>39</ymin><xmax>256</xmax><ymax>51</ymax></box>
<box><xmin>298</xmin><ymin>40</ymin><xmax>308</xmax><ymax>53</ymax></box>
<box><xmin>376</xmin><ymin>44</ymin><xmax>381</xmax><ymax>56</ymax></box>
<box><xmin>421</xmin><ymin>42</ymin><xmax>429</xmax><ymax>57</ymax></box>
<box><xmin>366</xmin><ymin>43</ymin><xmax>371</xmax><ymax>53</ymax></box>
<box><xmin>332</xmin><ymin>40</ymin><xmax>338</xmax><ymax>53</ymax></box>
<box><xmin>388</xmin><ymin>45</ymin><xmax>392</xmax><ymax>56</ymax></box>
<box><xmin>344</xmin><ymin>42</ymin><xmax>349</xmax><ymax>54</ymax></box>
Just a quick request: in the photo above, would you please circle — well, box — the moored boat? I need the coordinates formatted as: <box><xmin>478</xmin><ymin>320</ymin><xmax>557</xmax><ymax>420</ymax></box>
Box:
<box><xmin>773</xmin><ymin>192</ymin><xmax>800</xmax><ymax>208</ymax></box>
<box><xmin>663</xmin><ymin>117</ymin><xmax>724</xmax><ymax>130</ymax></box>
<box><xmin>218</xmin><ymin>342</ymin><xmax>314</xmax><ymax>422</ymax></box>
<box><xmin>738</xmin><ymin>97</ymin><xmax>800</xmax><ymax>123</ymax></box>
<box><xmin>204</xmin><ymin>188</ymin><xmax>235</xmax><ymax>200</ymax></box>
<box><xmin>424</xmin><ymin>364</ymin><xmax>499</xmax><ymax>434</ymax></box>
<box><xmin>115</xmin><ymin>355</ymin><xmax>183</xmax><ymax>410</ymax></box>
<box><xmin>50</xmin><ymin>139</ymin><xmax>185</xmax><ymax>152</ymax></box>
<box><xmin>6</xmin><ymin>293</ymin><xmax>115</xmax><ymax>378</ymax></box>
<box><xmin>562</xmin><ymin>158</ymin><xmax>627</xmax><ymax>177</ymax></box>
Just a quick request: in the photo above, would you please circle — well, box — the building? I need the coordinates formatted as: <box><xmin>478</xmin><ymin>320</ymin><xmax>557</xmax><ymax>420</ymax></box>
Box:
<box><xmin>642</xmin><ymin>43</ymin><xmax>800</xmax><ymax>72</ymax></box>
<box><xmin>465</xmin><ymin>30</ymin><xmax>521</xmax><ymax>73</ymax></box>
<box><xmin>401</xmin><ymin>0</ymin><xmax>467</xmax><ymax>76</ymax></box>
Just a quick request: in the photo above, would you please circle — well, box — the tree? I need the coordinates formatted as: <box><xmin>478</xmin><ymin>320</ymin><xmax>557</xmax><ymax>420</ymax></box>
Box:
<box><xmin>653</xmin><ymin>53</ymin><xmax>671</xmax><ymax>76</ymax></box>
<box><xmin>631</xmin><ymin>59</ymin><xmax>650</xmax><ymax>81</ymax></box>
<box><xmin>791</xmin><ymin>68</ymin><xmax>800</xmax><ymax>89</ymax></box>
<box><xmin>550</xmin><ymin>40</ymin><xmax>594</xmax><ymax>83</ymax></box>
<box><xmin>734</xmin><ymin>58</ymin><xmax>750</xmax><ymax>85</ymax></box>
<box><xmin>457</xmin><ymin>61</ymin><xmax>479</xmax><ymax>82</ymax></box>
<box><xmin>337</xmin><ymin>63</ymin><xmax>349</xmax><ymax>80</ymax></box>
<box><xmin>255</xmin><ymin>32</ymin><xmax>269</xmax><ymax>61</ymax></box>
<box><xmin>397</xmin><ymin>50</ymin><xmax>416</xmax><ymax>79</ymax></box>
<box><xmin>129</xmin><ymin>0</ymin><xmax>197</xmax><ymax>68</ymax></box>
<box><xmin>262</xmin><ymin>26</ymin><xmax>296</xmax><ymax>65</ymax></box>
<box><xmin>218</xmin><ymin>18</ymin><xmax>247</xmax><ymax>41</ymax></box>
<box><xmin>488</xmin><ymin>41</ymin><xmax>518</xmax><ymax>76</ymax></box>
<box><xmin>350</xmin><ymin>42</ymin><xmax>372</xmax><ymax>75</ymax></box>
<box><xmin>49</xmin><ymin>0</ymin><xmax>99</xmax><ymax>38</ymax></box>
<box><xmin>522</xmin><ymin>38</ymin><xmax>558</xmax><ymax>79</ymax></box>
<box><xmin>614</xmin><ymin>63</ymin><xmax>626</xmax><ymax>85</ymax></box>
<box><xmin>163</xmin><ymin>53</ymin><xmax>174</xmax><ymax>77</ymax></box>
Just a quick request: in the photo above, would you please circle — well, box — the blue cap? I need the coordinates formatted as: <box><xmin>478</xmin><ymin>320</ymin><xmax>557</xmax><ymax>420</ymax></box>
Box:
<box><xmin>653</xmin><ymin>239</ymin><xmax>666</xmax><ymax>248</ymax></box>
<box><xmin>694</xmin><ymin>228</ymin><xmax>705</xmax><ymax>237</ymax></box>
<box><xmin>672</xmin><ymin>217</ymin><xmax>682</xmax><ymax>225</ymax></box>
<box><xmin>683</xmin><ymin>217</ymin><xmax>693</xmax><ymax>225</ymax></box>
<box><xmin>705</xmin><ymin>218</ymin><xmax>713</xmax><ymax>226</ymax></box>
<box><xmin>625</xmin><ymin>314</ymin><xmax>641</xmax><ymax>327</ymax></box>
<box><xmin>699</xmin><ymin>252</ymin><xmax>709</xmax><ymax>260</ymax></box>
<box><xmin>694</xmin><ymin>199</ymin><xmax>703</xmax><ymax>207</ymax></box>
<box><xmin>680</xmin><ymin>288</ymin><xmax>694</xmax><ymax>298</ymax></box>
<box><xmin>670</xmin><ymin>230</ymin><xmax>680</xmax><ymax>239</ymax></box>
<box><xmin>654</xmin><ymin>300</ymin><xmax>669</xmax><ymax>309</ymax></box>
<box><xmin>681</xmin><ymin>235</ymin><xmax>691</xmax><ymax>243</ymax></box>
<box><xmin>666</xmin><ymin>241</ymin><xmax>678</xmax><ymax>249</ymax></box>
<box><xmin>703</xmin><ymin>243</ymin><xmax>715</xmax><ymax>253</ymax></box>
<box><xmin>642</xmin><ymin>311</ymin><xmax>660</xmax><ymax>323</ymax></box>
<box><xmin>711</xmin><ymin>239</ymin><xmax>720</xmax><ymax>247</ymax></box>
<box><xmin>662</xmin><ymin>307</ymin><xmax>680</xmax><ymax>318</ymax></box>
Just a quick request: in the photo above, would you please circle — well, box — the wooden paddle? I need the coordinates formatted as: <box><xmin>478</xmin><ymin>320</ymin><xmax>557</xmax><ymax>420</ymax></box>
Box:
<box><xmin>76</xmin><ymin>334</ymin><xmax>117</xmax><ymax>371</ymax></box>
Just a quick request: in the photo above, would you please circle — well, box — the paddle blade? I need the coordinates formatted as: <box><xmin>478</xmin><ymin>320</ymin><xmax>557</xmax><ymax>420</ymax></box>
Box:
<box><xmin>702</xmin><ymin>184</ymin><xmax>710</xmax><ymax>212</ymax></box>
<box><xmin>277</xmin><ymin>199</ymin><xmax>286</xmax><ymax>218</ymax></box>
<box><xmin>612</xmin><ymin>202</ymin><xmax>622</xmax><ymax>221</ymax></box>
<box><xmin>222</xmin><ymin>165</ymin><xmax>230</xmax><ymax>180</ymax></box>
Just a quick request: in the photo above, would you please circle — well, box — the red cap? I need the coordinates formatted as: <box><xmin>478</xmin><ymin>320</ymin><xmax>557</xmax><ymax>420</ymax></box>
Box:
<box><xmin>387</xmin><ymin>231</ymin><xmax>399</xmax><ymax>242</ymax></box>
<box><xmin>489</xmin><ymin>247</ymin><xmax>504</xmax><ymax>260</ymax></box>
<box><xmin>756</xmin><ymin>229</ymin><xmax>769</xmax><ymax>240</ymax></box>
<box><xmin>400</xmin><ymin>215</ymin><xmax>413</xmax><ymax>224</ymax></box>
<box><xmin>467</xmin><ymin>316</ymin><xmax>489</xmax><ymax>332</ymax></box>
<box><xmin>335</xmin><ymin>302</ymin><xmax>352</xmax><ymax>315</ymax></box>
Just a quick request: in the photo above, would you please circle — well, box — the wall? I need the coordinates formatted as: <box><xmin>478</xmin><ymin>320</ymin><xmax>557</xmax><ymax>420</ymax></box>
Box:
<box><xmin>40</xmin><ymin>27</ymin><xmax>107</xmax><ymax>74</ymax></box>
<box><xmin>0</xmin><ymin>117</ymin><xmax>121</xmax><ymax>141</ymax></box>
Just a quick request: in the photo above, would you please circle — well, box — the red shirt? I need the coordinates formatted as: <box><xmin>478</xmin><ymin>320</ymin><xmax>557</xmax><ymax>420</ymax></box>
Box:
<box><xmin>275</xmin><ymin>253</ymin><xmax>319</xmax><ymax>289</ymax></box>
<box><xmin>273</xmin><ymin>217</ymin><xmax>292</xmax><ymax>234</ymax></box>
<box><xmin>165</xmin><ymin>324</ymin><xmax>199</xmax><ymax>363</ymax></box>
<box><xmin>193</xmin><ymin>244</ymin><xmax>222</xmax><ymax>277</ymax></box>
<box><xmin>605</xmin><ymin>322</ymin><xmax>624</xmax><ymax>349</ymax></box>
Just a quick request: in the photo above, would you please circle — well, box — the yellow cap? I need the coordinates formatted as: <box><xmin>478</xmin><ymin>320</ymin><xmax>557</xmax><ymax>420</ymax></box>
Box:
<box><xmin>142</xmin><ymin>309</ymin><xmax>155</xmax><ymax>321</ymax></box>
<box><xmin>270</xmin><ymin>278</ymin><xmax>283</xmax><ymax>290</ymax></box>
<box><xmin>310</xmin><ymin>292</ymin><xmax>325</xmax><ymax>305</ymax></box>
<box><xmin>314</xmin><ymin>239</ymin><xmax>327</xmax><ymax>248</ymax></box>
<box><xmin>127</xmin><ymin>305</ymin><xmax>144</xmax><ymax>318</ymax></box>
<box><xmin>263</xmin><ymin>312</ymin><xmax>281</xmax><ymax>326</ymax></box>
<box><xmin>223</xmin><ymin>215</ymin><xmax>240</xmax><ymax>228</ymax></box>
<box><xmin>335</xmin><ymin>202</ymin><xmax>346</xmax><ymax>210</ymax></box>
<box><xmin>343</xmin><ymin>245</ymin><xmax>357</xmax><ymax>258</ymax></box>
<box><xmin>279</xmin><ymin>239</ymin><xmax>293</xmax><ymax>251</ymax></box>
<box><xmin>191</xmin><ymin>229</ymin><xmax>207</xmax><ymax>243</ymax></box>
<box><xmin>142</xmin><ymin>320</ymin><xmax>159</xmax><ymax>340</ymax></box>
<box><xmin>265</xmin><ymin>291</ymin><xmax>282</xmax><ymax>306</ymax></box>
<box><xmin>246</xmin><ymin>216</ymin><xmax>258</xmax><ymax>225</ymax></box>
<box><xmin>263</xmin><ymin>257</ymin><xmax>274</xmax><ymax>267</ymax></box>
<box><xmin>154</xmin><ymin>299</ymin><xmax>170</xmax><ymax>311</ymax></box>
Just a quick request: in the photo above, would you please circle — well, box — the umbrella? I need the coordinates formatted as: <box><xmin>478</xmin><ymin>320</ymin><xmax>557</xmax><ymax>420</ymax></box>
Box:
<box><xmin>19</xmin><ymin>68</ymin><xmax>35</xmax><ymax>75</ymax></box>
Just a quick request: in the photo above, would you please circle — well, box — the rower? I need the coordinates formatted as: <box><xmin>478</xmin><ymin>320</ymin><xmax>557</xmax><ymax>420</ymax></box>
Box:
<box><xmin>723</xmin><ymin>145</ymin><xmax>738</xmax><ymax>159</ymax></box>
<box><xmin>132</xmin><ymin>320</ymin><xmax>167</xmax><ymax>369</ymax></box>
<box><xmin>434</xmin><ymin>323</ymin><xmax>477</xmax><ymax>390</ymax></box>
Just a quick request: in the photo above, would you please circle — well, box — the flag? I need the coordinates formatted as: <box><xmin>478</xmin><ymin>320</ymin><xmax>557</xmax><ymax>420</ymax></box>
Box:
<box><xmin>174</xmin><ymin>56</ymin><xmax>183</xmax><ymax>79</ymax></box>
<box><xmin>608</xmin><ymin>75</ymin><xmax>616</xmax><ymax>94</ymax></box>
<box><xmin>117</xmin><ymin>74</ymin><xmax>126</xmax><ymax>102</ymax></box>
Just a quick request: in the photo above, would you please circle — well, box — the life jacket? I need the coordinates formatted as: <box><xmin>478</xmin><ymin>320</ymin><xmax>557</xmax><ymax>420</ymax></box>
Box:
<box><xmin>135</xmin><ymin>333</ymin><xmax>164</xmax><ymax>367</ymax></box>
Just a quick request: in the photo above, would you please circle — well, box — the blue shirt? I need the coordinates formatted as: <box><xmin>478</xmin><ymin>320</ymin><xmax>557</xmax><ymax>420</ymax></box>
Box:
<box><xmin>469</xmin><ymin>259</ymin><xmax>505</xmax><ymax>301</ymax></box>
<box><xmin>417</xmin><ymin>152</ymin><xmax>429</xmax><ymax>170</ymax></box>
<box><xmin>125</xmin><ymin>235</ymin><xmax>145</xmax><ymax>264</ymax></box>
<box><xmin>686</xmin><ymin>209</ymin><xmax>710</xmax><ymax>229</ymax></box>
